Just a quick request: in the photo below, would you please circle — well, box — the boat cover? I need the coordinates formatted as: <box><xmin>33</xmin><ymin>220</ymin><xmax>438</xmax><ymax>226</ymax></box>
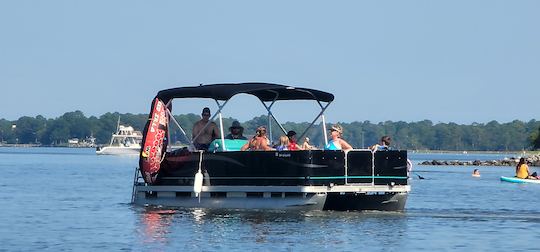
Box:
<box><xmin>156</xmin><ymin>83</ymin><xmax>334</xmax><ymax>103</ymax></box>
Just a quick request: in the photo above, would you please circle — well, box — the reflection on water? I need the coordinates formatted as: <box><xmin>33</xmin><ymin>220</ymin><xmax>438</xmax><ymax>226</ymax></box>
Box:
<box><xmin>135</xmin><ymin>207</ymin><xmax>410</xmax><ymax>250</ymax></box>
<box><xmin>140</xmin><ymin>208</ymin><xmax>176</xmax><ymax>244</ymax></box>
<box><xmin>191</xmin><ymin>208</ymin><xmax>207</xmax><ymax>224</ymax></box>
<box><xmin>4</xmin><ymin>148</ymin><xmax>540</xmax><ymax>251</ymax></box>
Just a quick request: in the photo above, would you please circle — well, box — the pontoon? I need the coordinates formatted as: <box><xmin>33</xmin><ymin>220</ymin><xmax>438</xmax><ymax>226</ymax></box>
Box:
<box><xmin>132</xmin><ymin>83</ymin><xmax>410</xmax><ymax>211</ymax></box>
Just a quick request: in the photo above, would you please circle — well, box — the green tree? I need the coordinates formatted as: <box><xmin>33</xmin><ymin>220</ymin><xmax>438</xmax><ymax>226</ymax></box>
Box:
<box><xmin>532</xmin><ymin>126</ymin><xmax>540</xmax><ymax>150</ymax></box>
<box><xmin>14</xmin><ymin>116</ymin><xmax>47</xmax><ymax>144</ymax></box>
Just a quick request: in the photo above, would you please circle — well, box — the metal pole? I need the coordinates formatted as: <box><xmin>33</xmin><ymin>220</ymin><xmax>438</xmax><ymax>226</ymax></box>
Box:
<box><xmin>166</xmin><ymin>109</ymin><xmax>194</xmax><ymax>149</ymax></box>
<box><xmin>322</xmin><ymin>114</ymin><xmax>328</xmax><ymax>145</ymax></box>
<box><xmin>268</xmin><ymin>109</ymin><xmax>272</xmax><ymax>143</ymax></box>
<box><xmin>371</xmin><ymin>151</ymin><xmax>375</xmax><ymax>186</ymax></box>
<box><xmin>218</xmin><ymin>111</ymin><xmax>226</xmax><ymax>151</ymax></box>
<box><xmin>215</xmin><ymin>100</ymin><xmax>227</xmax><ymax>151</ymax></box>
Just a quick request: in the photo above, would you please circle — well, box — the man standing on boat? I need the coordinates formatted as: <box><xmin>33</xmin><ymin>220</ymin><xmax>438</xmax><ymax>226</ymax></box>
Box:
<box><xmin>192</xmin><ymin>107</ymin><xmax>220</xmax><ymax>151</ymax></box>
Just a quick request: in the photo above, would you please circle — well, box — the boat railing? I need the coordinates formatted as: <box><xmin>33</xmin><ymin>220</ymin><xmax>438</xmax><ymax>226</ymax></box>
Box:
<box><xmin>131</xmin><ymin>167</ymin><xmax>146</xmax><ymax>203</ymax></box>
<box><xmin>344</xmin><ymin>149</ymin><xmax>408</xmax><ymax>186</ymax></box>
<box><xmin>136</xmin><ymin>149</ymin><xmax>408</xmax><ymax>189</ymax></box>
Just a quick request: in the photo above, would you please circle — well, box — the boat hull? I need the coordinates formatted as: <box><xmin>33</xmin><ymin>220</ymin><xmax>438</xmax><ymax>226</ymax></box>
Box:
<box><xmin>134</xmin><ymin>189</ymin><xmax>327</xmax><ymax>211</ymax></box>
<box><xmin>500</xmin><ymin>176</ymin><xmax>540</xmax><ymax>184</ymax></box>
<box><xmin>132</xmin><ymin>150</ymin><xmax>410</xmax><ymax>211</ymax></box>
<box><xmin>96</xmin><ymin>146</ymin><xmax>141</xmax><ymax>155</ymax></box>
<box><xmin>323</xmin><ymin>192</ymin><xmax>407</xmax><ymax>211</ymax></box>
<box><xmin>132</xmin><ymin>184</ymin><xmax>410</xmax><ymax>211</ymax></box>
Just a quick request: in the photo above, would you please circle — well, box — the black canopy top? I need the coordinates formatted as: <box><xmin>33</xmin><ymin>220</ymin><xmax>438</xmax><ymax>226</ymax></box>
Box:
<box><xmin>156</xmin><ymin>83</ymin><xmax>334</xmax><ymax>103</ymax></box>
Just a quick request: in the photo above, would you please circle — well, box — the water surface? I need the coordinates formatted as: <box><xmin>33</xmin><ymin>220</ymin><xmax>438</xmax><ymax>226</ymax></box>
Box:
<box><xmin>1</xmin><ymin>148</ymin><xmax>539</xmax><ymax>251</ymax></box>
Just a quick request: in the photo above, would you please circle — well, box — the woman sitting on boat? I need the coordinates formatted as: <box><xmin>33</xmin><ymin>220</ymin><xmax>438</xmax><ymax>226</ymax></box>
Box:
<box><xmin>370</xmin><ymin>136</ymin><xmax>391</xmax><ymax>152</ymax></box>
<box><xmin>516</xmin><ymin>157</ymin><xmax>538</xmax><ymax>179</ymax></box>
<box><xmin>324</xmin><ymin>124</ymin><xmax>352</xmax><ymax>151</ymax></box>
<box><xmin>241</xmin><ymin>126</ymin><xmax>274</xmax><ymax>151</ymax></box>
<box><xmin>275</xmin><ymin>135</ymin><xmax>289</xmax><ymax>151</ymax></box>
<box><xmin>286</xmin><ymin>130</ymin><xmax>302</xmax><ymax>150</ymax></box>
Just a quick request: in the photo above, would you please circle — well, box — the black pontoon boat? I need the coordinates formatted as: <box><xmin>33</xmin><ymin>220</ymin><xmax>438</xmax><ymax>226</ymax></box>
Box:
<box><xmin>132</xmin><ymin>83</ymin><xmax>410</xmax><ymax>211</ymax></box>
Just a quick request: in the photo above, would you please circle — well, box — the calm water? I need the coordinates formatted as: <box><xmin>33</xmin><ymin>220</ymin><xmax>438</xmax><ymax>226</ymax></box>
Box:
<box><xmin>1</xmin><ymin>148</ymin><xmax>539</xmax><ymax>251</ymax></box>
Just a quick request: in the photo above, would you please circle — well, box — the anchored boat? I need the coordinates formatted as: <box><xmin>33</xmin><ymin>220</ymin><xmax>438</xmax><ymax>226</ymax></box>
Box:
<box><xmin>132</xmin><ymin>83</ymin><xmax>411</xmax><ymax>211</ymax></box>
<box><xmin>96</xmin><ymin>118</ymin><xmax>143</xmax><ymax>155</ymax></box>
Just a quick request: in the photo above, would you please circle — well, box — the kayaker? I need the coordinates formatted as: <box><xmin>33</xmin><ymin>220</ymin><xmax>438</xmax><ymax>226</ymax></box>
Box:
<box><xmin>516</xmin><ymin>158</ymin><xmax>537</xmax><ymax>179</ymax></box>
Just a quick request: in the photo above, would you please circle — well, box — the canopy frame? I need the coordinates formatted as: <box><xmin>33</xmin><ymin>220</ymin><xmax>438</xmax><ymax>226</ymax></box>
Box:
<box><xmin>158</xmin><ymin>83</ymin><xmax>334</xmax><ymax>151</ymax></box>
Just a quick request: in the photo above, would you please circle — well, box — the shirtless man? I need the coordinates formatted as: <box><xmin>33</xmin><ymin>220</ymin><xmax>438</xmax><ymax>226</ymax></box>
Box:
<box><xmin>192</xmin><ymin>107</ymin><xmax>220</xmax><ymax>150</ymax></box>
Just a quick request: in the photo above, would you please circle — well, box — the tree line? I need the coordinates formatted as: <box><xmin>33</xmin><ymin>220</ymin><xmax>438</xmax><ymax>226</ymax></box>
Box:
<box><xmin>1</xmin><ymin>110</ymin><xmax>539</xmax><ymax>151</ymax></box>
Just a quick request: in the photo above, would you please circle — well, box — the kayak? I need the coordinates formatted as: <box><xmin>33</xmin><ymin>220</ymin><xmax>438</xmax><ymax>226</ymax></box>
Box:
<box><xmin>500</xmin><ymin>176</ymin><xmax>540</xmax><ymax>184</ymax></box>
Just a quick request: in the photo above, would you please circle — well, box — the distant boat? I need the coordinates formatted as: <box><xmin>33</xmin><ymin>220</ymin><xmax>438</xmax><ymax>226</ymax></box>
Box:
<box><xmin>96</xmin><ymin>118</ymin><xmax>142</xmax><ymax>155</ymax></box>
<box><xmin>68</xmin><ymin>136</ymin><xmax>96</xmax><ymax>148</ymax></box>
<box><xmin>68</xmin><ymin>138</ymin><xmax>79</xmax><ymax>147</ymax></box>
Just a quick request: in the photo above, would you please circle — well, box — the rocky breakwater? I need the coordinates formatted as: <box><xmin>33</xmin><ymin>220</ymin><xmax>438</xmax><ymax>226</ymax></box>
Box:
<box><xmin>419</xmin><ymin>154</ymin><xmax>540</xmax><ymax>167</ymax></box>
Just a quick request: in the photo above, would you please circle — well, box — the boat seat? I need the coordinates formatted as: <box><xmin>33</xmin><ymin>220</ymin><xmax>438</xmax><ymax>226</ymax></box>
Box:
<box><xmin>208</xmin><ymin>139</ymin><xmax>248</xmax><ymax>152</ymax></box>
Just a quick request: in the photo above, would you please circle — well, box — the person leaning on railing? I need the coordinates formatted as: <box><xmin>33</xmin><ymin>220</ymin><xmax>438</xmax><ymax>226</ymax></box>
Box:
<box><xmin>370</xmin><ymin>135</ymin><xmax>391</xmax><ymax>152</ymax></box>
<box><xmin>324</xmin><ymin>124</ymin><xmax>352</xmax><ymax>151</ymax></box>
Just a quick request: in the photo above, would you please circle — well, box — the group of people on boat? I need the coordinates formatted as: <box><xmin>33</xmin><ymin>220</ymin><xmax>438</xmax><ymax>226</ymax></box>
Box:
<box><xmin>190</xmin><ymin>107</ymin><xmax>393</xmax><ymax>152</ymax></box>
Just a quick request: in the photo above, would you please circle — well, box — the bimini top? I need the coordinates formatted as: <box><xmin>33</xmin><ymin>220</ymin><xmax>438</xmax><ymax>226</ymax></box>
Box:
<box><xmin>156</xmin><ymin>83</ymin><xmax>334</xmax><ymax>103</ymax></box>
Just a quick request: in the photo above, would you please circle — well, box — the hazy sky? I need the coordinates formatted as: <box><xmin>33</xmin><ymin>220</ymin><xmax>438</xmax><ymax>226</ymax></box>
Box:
<box><xmin>1</xmin><ymin>1</ymin><xmax>538</xmax><ymax>124</ymax></box>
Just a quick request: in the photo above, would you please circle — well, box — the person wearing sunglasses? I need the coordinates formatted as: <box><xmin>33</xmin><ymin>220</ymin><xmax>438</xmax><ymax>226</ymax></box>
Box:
<box><xmin>192</xmin><ymin>107</ymin><xmax>220</xmax><ymax>151</ymax></box>
<box><xmin>324</xmin><ymin>124</ymin><xmax>352</xmax><ymax>151</ymax></box>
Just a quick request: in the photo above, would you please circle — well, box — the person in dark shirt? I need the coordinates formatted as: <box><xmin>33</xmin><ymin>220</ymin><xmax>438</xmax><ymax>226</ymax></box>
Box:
<box><xmin>225</xmin><ymin>121</ymin><xmax>247</xmax><ymax>140</ymax></box>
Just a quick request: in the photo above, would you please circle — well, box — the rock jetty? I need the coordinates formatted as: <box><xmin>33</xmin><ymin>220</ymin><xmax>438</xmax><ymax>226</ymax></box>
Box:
<box><xmin>419</xmin><ymin>154</ymin><xmax>540</xmax><ymax>167</ymax></box>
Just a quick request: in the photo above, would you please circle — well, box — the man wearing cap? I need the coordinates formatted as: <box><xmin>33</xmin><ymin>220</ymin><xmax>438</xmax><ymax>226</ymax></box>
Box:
<box><xmin>192</xmin><ymin>107</ymin><xmax>220</xmax><ymax>150</ymax></box>
<box><xmin>225</xmin><ymin>121</ymin><xmax>247</xmax><ymax>140</ymax></box>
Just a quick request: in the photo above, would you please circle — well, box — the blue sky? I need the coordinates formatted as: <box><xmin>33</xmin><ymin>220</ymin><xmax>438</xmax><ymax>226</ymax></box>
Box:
<box><xmin>1</xmin><ymin>1</ymin><xmax>539</xmax><ymax>124</ymax></box>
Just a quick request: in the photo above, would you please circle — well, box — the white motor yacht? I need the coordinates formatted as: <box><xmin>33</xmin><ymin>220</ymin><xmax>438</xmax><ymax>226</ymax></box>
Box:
<box><xmin>96</xmin><ymin>123</ymin><xmax>142</xmax><ymax>155</ymax></box>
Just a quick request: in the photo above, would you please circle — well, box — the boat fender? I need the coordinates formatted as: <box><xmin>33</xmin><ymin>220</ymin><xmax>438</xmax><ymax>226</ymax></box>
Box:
<box><xmin>193</xmin><ymin>151</ymin><xmax>204</xmax><ymax>201</ymax></box>
<box><xmin>194</xmin><ymin>171</ymin><xmax>203</xmax><ymax>196</ymax></box>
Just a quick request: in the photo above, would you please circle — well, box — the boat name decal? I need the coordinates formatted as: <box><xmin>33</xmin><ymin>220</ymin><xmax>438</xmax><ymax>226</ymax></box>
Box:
<box><xmin>275</xmin><ymin>153</ymin><xmax>291</xmax><ymax>158</ymax></box>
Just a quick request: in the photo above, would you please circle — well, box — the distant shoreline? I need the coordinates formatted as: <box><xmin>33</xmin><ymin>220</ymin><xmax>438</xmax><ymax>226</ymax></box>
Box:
<box><xmin>1</xmin><ymin>144</ymin><xmax>538</xmax><ymax>155</ymax></box>
<box><xmin>410</xmin><ymin>150</ymin><xmax>527</xmax><ymax>155</ymax></box>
